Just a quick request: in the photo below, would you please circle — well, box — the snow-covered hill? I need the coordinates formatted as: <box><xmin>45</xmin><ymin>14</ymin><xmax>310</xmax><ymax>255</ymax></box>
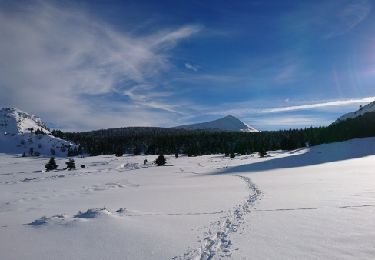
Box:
<box><xmin>175</xmin><ymin>115</ymin><xmax>259</xmax><ymax>132</ymax></box>
<box><xmin>335</xmin><ymin>101</ymin><xmax>375</xmax><ymax>123</ymax></box>
<box><xmin>0</xmin><ymin>108</ymin><xmax>76</xmax><ymax>156</ymax></box>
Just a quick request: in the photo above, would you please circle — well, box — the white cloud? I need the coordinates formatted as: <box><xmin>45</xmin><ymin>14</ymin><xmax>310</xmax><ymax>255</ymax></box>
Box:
<box><xmin>0</xmin><ymin>1</ymin><xmax>200</xmax><ymax>130</ymax></box>
<box><xmin>248</xmin><ymin>115</ymin><xmax>330</xmax><ymax>128</ymax></box>
<box><xmin>184</xmin><ymin>63</ymin><xmax>199</xmax><ymax>72</ymax></box>
<box><xmin>261</xmin><ymin>97</ymin><xmax>375</xmax><ymax>113</ymax></box>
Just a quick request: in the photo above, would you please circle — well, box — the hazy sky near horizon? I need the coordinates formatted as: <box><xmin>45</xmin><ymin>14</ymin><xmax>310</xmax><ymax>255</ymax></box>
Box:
<box><xmin>1</xmin><ymin>0</ymin><xmax>375</xmax><ymax>131</ymax></box>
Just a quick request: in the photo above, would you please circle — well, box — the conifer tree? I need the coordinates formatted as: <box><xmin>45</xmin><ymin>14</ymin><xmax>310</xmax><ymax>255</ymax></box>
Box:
<box><xmin>65</xmin><ymin>158</ymin><xmax>76</xmax><ymax>170</ymax></box>
<box><xmin>155</xmin><ymin>154</ymin><xmax>166</xmax><ymax>166</ymax></box>
<box><xmin>45</xmin><ymin>157</ymin><xmax>58</xmax><ymax>171</ymax></box>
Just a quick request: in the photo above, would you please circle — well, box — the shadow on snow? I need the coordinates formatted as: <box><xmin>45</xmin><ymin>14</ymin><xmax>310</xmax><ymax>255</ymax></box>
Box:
<box><xmin>215</xmin><ymin>137</ymin><xmax>375</xmax><ymax>174</ymax></box>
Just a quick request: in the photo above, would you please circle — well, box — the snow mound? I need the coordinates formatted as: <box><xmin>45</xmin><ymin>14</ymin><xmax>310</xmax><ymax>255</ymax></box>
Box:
<box><xmin>73</xmin><ymin>208</ymin><xmax>111</xmax><ymax>219</ymax></box>
<box><xmin>0</xmin><ymin>107</ymin><xmax>76</xmax><ymax>156</ymax></box>
<box><xmin>26</xmin><ymin>208</ymin><xmax>127</xmax><ymax>227</ymax></box>
<box><xmin>175</xmin><ymin>115</ymin><xmax>259</xmax><ymax>132</ymax></box>
<box><xmin>26</xmin><ymin>215</ymin><xmax>67</xmax><ymax>226</ymax></box>
<box><xmin>335</xmin><ymin>100</ymin><xmax>375</xmax><ymax>123</ymax></box>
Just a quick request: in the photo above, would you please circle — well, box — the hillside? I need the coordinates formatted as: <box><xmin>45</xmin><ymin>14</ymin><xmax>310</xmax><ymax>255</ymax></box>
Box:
<box><xmin>0</xmin><ymin>108</ymin><xmax>76</xmax><ymax>156</ymax></box>
<box><xmin>175</xmin><ymin>115</ymin><xmax>259</xmax><ymax>132</ymax></box>
<box><xmin>335</xmin><ymin>101</ymin><xmax>375</xmax><ymax>123</ymax></box>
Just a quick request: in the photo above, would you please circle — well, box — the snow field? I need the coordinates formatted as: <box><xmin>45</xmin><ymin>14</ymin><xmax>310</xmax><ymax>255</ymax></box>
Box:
<box><xmin>1</xmin><ymin>137</ymin><xmax>375</xmax><ymax>259</ymax></box>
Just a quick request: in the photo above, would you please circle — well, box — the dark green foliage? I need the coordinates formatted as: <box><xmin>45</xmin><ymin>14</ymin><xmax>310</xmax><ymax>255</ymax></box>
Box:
<box><xmin>65</xmin><ymin>158</ymin><xmax>76</xmax><ymax>170</ymax></box>
<box><xmin>133</xmin><ymin>145</ymin><xmax>142</xmax><ymax>155</ymax></box>
<box><xmin>259</xmin><ymin>149</ymin><xmax>267</xmax><ymax>158</ymax></box>
<box><xmin>51</xmin><ymin>129</ymin><xmax>64</xmax><ymax>138</ymax></box>
<box><xmin>45</xmin><ymin>157</ymin><xmax>58</xmax><ymax>171</ymax></box>
<box><xmin>35</xmin><ymin>128</ymin><xmax>45</xmax><ymax>135</ymax></box>
<box><xmin>56</xmin><ymin>112</ymin><xmax>375</xmax><ymax>156</ymax></box>
<box><xmin>155</xmin><ymin>154</ymin><xmax>166</xmax><ymax>166</ymax></box>
<box><xmin>115</xmin><ymin>148</ymin><xmax>123</xmax><ymax>157</ymax></box>
<box><xmin>67</xmin><ymin>147</ymin><xmax>79</xmax><ymax>157</ymax></box>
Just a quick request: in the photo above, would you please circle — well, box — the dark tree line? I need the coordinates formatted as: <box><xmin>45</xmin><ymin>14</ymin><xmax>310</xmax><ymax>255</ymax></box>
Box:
<box><xmin>51</xmin><ymin>112</ymin><xmax>375</xmax><ymax>156</ymax></box>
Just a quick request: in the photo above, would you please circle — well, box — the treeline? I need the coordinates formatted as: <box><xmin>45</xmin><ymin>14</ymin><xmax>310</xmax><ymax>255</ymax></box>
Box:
<box><xmin>52</xmin><ymin>112</ymin><xmax>375</xmax><ymax>156</ymax></box>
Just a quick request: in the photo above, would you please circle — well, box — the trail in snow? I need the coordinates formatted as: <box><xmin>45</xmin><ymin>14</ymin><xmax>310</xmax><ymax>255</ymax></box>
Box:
<box><xmin>173</xmin><ymin>175</ymin><xmax>262</xmax><ymax>260</ymax></box>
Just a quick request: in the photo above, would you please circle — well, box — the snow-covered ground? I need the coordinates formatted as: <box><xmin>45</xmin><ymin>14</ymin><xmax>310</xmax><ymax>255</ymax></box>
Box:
<box><xmin>1</xmin><ymin>138</ymin><xmax>375</xmax><ymax>259</ymax></box>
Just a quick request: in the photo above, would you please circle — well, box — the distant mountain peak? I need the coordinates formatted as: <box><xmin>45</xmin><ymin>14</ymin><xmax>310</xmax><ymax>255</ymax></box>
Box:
<box><xmin>0</xmin><ymin>107</ymin><xmax>50</xmax><ymax>134</ymax></box>
<box><xmin>0</xmin><ymin>107</ymin><xmax>75</xmax><ymax>156</ymax></box>
<box><xmin>335</xmin><ymin>101</ymin><xmax>375</xmax><ymax>123</ymax></box>
<box><xmin>175</xmin><ymin>115</ymin><xmax>259</xmax><ymax>132</ymax></box>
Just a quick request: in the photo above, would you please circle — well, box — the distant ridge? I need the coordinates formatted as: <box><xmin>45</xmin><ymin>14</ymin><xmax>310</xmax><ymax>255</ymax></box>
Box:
<box><xmin>175</xmin><ymin>115</ymin><xmax>259</xmax><ymax>132</ymax></box>
<box><xmin>0</xmin><ymin>107</ymin><xmax>76</xmax><ymax>156</ymax></box>
<box><xmin>335</xmin><ymin>101</ymin><xmax>375</xmax><ymax>123</ymax></box>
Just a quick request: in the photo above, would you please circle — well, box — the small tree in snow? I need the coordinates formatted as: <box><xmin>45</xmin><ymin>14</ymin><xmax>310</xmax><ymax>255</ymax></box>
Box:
<box><xmin>155</xmin><ymin>154</ymin><xmax>166</xmax><ymax>166</ymax></box>
<box><xmin>115</xmin><ymin>148</ymin><xmax>123</xmax><ymax>157</ymax></box>
<box><xmin>45</xmin><ymin>157</ymin><xmax>58</xmax><ymax>171</ymax></box>
<box><xmin>259</xmin><ymin>148</ymin><xmax>267</xmax><ymax>158</ymax></box>
<box><xmin>65</xmin><ymin>158</ymin><xmax>76</xmax><ymax>170</ymax></box>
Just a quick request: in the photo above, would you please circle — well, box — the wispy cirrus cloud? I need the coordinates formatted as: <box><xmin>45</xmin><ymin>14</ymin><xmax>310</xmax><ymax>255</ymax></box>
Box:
<box><xmin>0</xmin><ymin>1</ymin><xmax>201</xmax><ymax>130</ymax></box>
<box><xmin>325</xmin><ymin>0</ymin><xmax>371</xmax><ymax>38</ymax></box>
<box><xmin>261</xmin><ymin>96</ymin><xmax>375</xmax><ymax>113</ymax></box>
<box><xmin>184</xmin><ymin>63</ymin><xmax>199</xmax><ymax>72</ymax></box>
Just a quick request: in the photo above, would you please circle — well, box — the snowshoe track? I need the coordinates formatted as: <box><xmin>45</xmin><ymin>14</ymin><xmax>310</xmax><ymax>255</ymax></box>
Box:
<box><xmin>173</xmin><ymin>175</ymin><xmax>262</xmax><ymax>260</ymax></box>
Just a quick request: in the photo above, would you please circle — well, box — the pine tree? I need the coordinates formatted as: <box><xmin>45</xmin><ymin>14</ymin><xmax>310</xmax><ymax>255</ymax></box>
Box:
<box><xmin>65</xmin><ymin>158</ymin><xmax>76</xmax><ymax>170</ymax></box>
<box><xmin>115</xmin><ymin>147</ymin><xmax>123</xmax><ymax>157</ymax></box>
<box><xmin>45</xmin><ymin>157</ymin><xmax>58</xmax><ymax>171</ymax></box>
<box><xmin>155</xmin><ymin>154</ymin><xmax>166</xmax><ymax>166</ymax></box>
<box><xmin>259</xmin><ymin>148</ymin><xmax>267</xmax><ymax>158</ymax></box>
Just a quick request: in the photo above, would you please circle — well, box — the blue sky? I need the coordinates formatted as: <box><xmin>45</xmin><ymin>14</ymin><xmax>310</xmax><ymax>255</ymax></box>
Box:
<box><xmin>1</xmin><ymin>0</ymin><xmax>375</xmax><ymax>131</ymax></box>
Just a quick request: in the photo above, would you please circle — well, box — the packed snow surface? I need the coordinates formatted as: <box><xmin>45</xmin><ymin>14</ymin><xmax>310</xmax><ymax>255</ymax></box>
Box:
<box><xmin>1</xmin><ymin>137</ymin><xmax>375</xmax><ymax>259</ymax></box>
<box><xmin>175</xmin><ymin>115</ymin><xmax>259</xmax><ymax>132</ymax></box>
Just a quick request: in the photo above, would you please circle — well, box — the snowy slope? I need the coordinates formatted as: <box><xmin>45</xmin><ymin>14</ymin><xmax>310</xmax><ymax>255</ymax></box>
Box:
<box><xmin>0</xmin><ymin>107</ymin><xmax>50</xmax><ymax>134</ymax></box>
<box><xmin>1</xmin><ymin>137</ymin><xmax>375</xmax><ymax>259</ymax></box>
<box><xmin>0</xmin><ymin>107</ymin><xmax>76</xmax><ymax>156</ymax></box>
<box><xmin>175</xmin><ymin>115</ymin><xmax>259</xmax><ymax>132</ymax></box>
<box><xmin>335</xmin><ymin>100</ymin><xmax>375</xmax><ymax>123</ymax></box>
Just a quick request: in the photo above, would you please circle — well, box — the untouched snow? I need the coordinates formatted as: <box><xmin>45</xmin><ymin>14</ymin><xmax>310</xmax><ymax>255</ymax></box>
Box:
<box><xmin>335</xmin><ymin>101</ymin><xmax>375</xmax><ymax>123</ymax></box>
<box><xmin>175</xmin><ymin>115</ymin><xmax>259</xmax><ymax>132</ymax></box>
<box><xmin>0</xmin><ymin>107</ymin><xmax>76</xmax><ymax>156</ymax></box>
<box><xmin>1</xmin><ymin>138</ymin><xmax>375</xmax><ymax>259</ymax></box>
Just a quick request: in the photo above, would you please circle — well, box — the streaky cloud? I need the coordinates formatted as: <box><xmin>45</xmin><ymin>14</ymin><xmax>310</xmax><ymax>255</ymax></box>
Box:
<box><xmin>261</xmin><ymin>97</ymin><xmax>375</xmax><ymax>113</ymax></box>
